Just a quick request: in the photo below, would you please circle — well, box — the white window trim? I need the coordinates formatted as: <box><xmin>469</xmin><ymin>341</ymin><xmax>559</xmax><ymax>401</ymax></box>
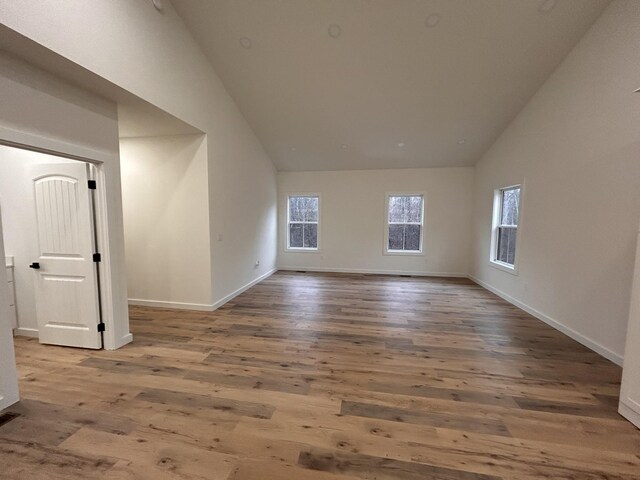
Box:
<box><xmin>383</xmin><ymin>192</ymin><xmax>426</xmax><ymax>256</ymax></box>
<box><xmin>285</xmin><ymin>193</ymin><xmax>321</xmax><ymax>252</ymax></box>
<box><xmin>489</xmin><ymin>184</ymin><xmax>522</xmax><ymax>275</ymax></box>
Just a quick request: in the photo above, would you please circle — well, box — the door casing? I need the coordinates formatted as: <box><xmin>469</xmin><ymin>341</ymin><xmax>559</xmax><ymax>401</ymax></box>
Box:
<box><xmin>0</xmin><ymin>205</ymin><xmax>20</xmax><ymax>410</ymax></box>
<box><xmin>0</xmin><ymin>125</ymin><xmax>120</xmax><ymax>350</ymax></box>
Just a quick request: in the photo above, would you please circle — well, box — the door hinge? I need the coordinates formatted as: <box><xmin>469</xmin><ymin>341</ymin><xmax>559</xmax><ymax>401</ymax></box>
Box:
<box><xmin>97</xmin><ymin>323</ymin><xmax>105</xmax><ymax>333</ymax></box>
<box><xmin>88</xmin><ymin>180</ymin><xmax>97</xmax><ymax>190</ymax></box>
<box><xmin>93</xmin><ymin>253</ymin><xmax>101</xmax><ymax>263</ymax></box>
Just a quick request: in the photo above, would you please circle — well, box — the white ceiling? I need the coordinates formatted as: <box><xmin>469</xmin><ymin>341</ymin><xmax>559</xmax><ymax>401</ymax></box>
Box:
<box><xmin>173</xmin><ymin>0</ymin><xmax>609</xmax><ymax>171</ymax></box>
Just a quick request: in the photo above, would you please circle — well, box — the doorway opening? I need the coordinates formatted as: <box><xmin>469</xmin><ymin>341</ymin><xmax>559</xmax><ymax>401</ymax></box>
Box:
<box><xmin>0</xmin><ymin>144</ymin><xmax>106</xmax><ymax>349</ymax></box>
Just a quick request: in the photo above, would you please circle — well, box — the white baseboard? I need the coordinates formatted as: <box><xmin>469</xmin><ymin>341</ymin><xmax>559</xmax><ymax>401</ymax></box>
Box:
<box><xmin>128</xmin><ymin>269</ymin><xmax>278</xmax><ymax>313</ymax></box>
<box><xmin>128</xmin><ymin>298</ymin><xmax>216</xmax><ymax>311</ymax></box>
<box><xmin>277</xmin><ymin>266</ymin><xmax>468</xmax><ymax>278</ymax></box>
<box><xmin>468</xmin><ymin>274</ymin><xmax>624</xmax><ymax>366</ymax></box>
<box><xmin>13</xmin><ymin>327</ymin><xmax>38</xmax><ymax>338</ymax></box>
<box><xmin>619</xmin><ymin>401</ymin><xmax>640</xmax><ymax>429</ymax></box>
<box><xmin>211</xmin><ymin>268</ymin><xmax>278</xmax><ymax>310</ymax></box>
<box><xmin>107</xmin><ymin>332</ymin><xmax>133</xmax><ymax>351</ymax></box>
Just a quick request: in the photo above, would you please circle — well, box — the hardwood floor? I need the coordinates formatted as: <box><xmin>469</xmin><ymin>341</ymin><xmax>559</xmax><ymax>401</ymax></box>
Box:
<box><xmin>2</xmin><ymin>271</ymin><xmax>639</xmax><ymax>479</ymax></box>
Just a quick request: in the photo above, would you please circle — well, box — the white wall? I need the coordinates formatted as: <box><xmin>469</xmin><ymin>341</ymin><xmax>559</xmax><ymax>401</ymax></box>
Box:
<box><xmin>0</xmin><ymin>147</ymin><xmax>76</xmax><ymax>335</ymax></box>
<box><xmin>0</xmin><ymin>52</ymin><xmax>130</xmax><ymax>350</ymax></box>
<box><xmin>470</xmin><ymin>0</ymin><xmax>640</xmax><ymax>365</ymax></box>
<box><xmin>120</xmin><ymin>135</ymin><xmax>213</xmax><ymax>309</ymax></box>
<box><xmin>278</xmin><ymin>168</ymin><xmax>473</xmax><ymax>276</ymax></box>
<box><xmin>0</xmin><ymin>0</ymin><xmax>279</xmax><ymax>306</ymax></box>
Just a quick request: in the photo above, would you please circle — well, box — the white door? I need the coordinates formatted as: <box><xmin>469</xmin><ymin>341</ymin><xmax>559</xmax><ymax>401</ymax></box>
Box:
<box><xmin>0</xmin><ymin>205</ymin><xmax>19</xmax><ymax>410</ymax></box>
<box><xmin>30</xmin><ymin>162</ymin><xmax>102</xmax><ymax>349</ymax></box>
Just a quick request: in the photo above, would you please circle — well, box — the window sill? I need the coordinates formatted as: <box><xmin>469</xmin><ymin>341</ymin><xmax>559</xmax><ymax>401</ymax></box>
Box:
<box><xmin>384</xmin><ymin>250</ymin><xmax>424</xmax><ymax>256</ymax></box>
<box><xmin>285</xmin><ymin>248</ymin><xmax>320</xmax><ymax>254</ymax></box>
<box><xmin>489</xmin><ymin>260</ymin><xmax>518</xmax><ymax>275</ymax></box>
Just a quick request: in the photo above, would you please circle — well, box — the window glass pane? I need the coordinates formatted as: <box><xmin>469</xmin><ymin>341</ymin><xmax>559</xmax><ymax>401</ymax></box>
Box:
<box><xmin>388</xmin><ymin>224</ymin><xmax>404</xmax><ymax>250</ymax></box>
<box><xmin>289</xmin><ymin>196</ymin><xmax>318</xmax><ymax>222</ymax></box>
<box><xmin>289</xmin><ymin>223</ymin><xmax>303</xmax><ymax>248</ymax></box>
<box><xmin>389</xmin><ymin>195</ymin><xmax>423</xmax><ymax>223</ymax></box>
<box><xmin>406</xmin><ymin>196</ymin><xmax>423</xmax><ymax>223</ymax></box>
<box><xmin>289</xmin><ymin>197</ymin><xmax>305</xmax><ymax>222</ymax></box>
<box><xmin>303</xmin><ymin>223</ymin><xmax>318</xmax><ymax>248</ymax></box>
<box><xmin>497</xmin><ymin>227</ymin><xmax>517</xmax><ymax>265</ymax></box>
<box><xmin>500</xmin><ymin>188</ymin><xmax>520</xmax><ymax>226</ymax></box>
<box><xmin>388</xmin><ymin>196</ymin><xmax>404</xmax><ymax>222</ymax></box>
<box><xmin>404</xmin><ymin>225</ymin><xmax>421</xmax><ymax>251</ymax></box>
<box><xmin>497</xmin><ymin>228</ymin><xmax>507</xmax><ymax>263</ymax></box>
<box><xmin>303</xmin><ymin>196</ymin><xmax>319</xmax><ymax>222</ymax></box>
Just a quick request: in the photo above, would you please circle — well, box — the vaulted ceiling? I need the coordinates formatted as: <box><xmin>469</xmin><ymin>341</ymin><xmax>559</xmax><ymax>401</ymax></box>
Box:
<box><xmin>173</xmin><ymin>0</ymin><xmax>610</xmax><ymax>171</ymax></box>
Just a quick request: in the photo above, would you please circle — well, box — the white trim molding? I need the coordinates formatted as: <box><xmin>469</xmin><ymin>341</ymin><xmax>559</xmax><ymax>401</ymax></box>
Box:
<box><xmin>211</xmin><ymin>268</ymin><xmax>278</xmax><ymax>310</ymax></box>
<box><xmin>112</xmin><ymin>333</ymin><xmax>133</xmax><ymax>350</ymax></box>
<box><xmin>129</xmin><ymin>299</ymin><xmax>216</xmax><ymax>311</ymax></box>
<box><xmin>284</xmin><ymin>193</ymin><xmax>321</xmax><ymax>252</ymax></box>
<box><xmin>489</xmin><ymin>259</ymin><xmax>518</xmax><ymax>275</ymax></box>
<box><xmin>489</xmin><ymin>183</ymin><xmax>523</xmax><ymax>275</ymax></box>
<box><xmin>278</xmin><ymin>266</ymin><xmax>467</xmax><ymax>278</ymax></box>
<box><xmin>619</xmin><ymin>399</ymin><xmax>640</xmax><ymax>429</ymax></box>
<box><xmin>0</xmin><ymin>126</ymin><xmax>117</xmax><ymax>165</ymax></box>
<box><xmin>469</xmin><ymin>274</ymin><xmax>623</xmax><ymax>366</ymax></box>
<box><xmin>384</xmin><ymin>192</ymin><xmax>426</xmax><ymax>256</ymax></box>
<box><xmin>13</xmin><ymin>327</ymin><xmax>39</xmax><ymax>338</ymax></box>
<box><xmin>128</xmin><ymin>269</ymin><xmax>279</xmax><ymax>312</ymax></box>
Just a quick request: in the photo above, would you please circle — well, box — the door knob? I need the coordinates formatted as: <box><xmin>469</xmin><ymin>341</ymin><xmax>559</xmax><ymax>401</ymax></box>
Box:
<box><xmin>29</xmin><ymin>262</ymin><xmax>40</xmax><ymax>270</ymax></box>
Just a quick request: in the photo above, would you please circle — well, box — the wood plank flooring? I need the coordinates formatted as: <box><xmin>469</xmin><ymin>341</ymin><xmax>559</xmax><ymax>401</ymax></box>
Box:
<box><xmin>2</xmin><ymin>271</ymin><xmax>639</xmax><ymax>479</ymax></box>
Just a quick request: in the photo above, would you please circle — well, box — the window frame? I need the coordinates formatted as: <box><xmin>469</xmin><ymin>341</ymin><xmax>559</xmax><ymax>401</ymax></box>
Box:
<box><xmin>285</xmin><ymin>193</ymin><xmax>321</xmax><ymax>252</ymax></box>
<box><xmin>489</xmin><ymin>184</ymin><xmax>522</xmax><ymax>275</ymax></box>
<box><xmin>384</xmin><ymin>192</ymin><xmax>426</xmax><ymax>256</ymax></box>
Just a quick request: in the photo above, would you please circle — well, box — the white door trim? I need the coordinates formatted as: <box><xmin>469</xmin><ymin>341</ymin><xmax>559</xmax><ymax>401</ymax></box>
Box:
<box><xmin>0</xmin><ymin>126</ymin><xmax>121</xmax><ymax>350</ymax></box>
<box><xmin>619</xmin><ymin>228</ymin><xmax>640</xmax><ymax>428</ymax></box>
<box><xmin>0</xmin><ymin>205</ymin><xmax>19</xmax><ymax>410</ymax></box>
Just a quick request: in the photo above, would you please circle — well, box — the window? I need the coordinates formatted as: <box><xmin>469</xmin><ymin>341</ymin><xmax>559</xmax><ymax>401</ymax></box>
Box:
<box><xmin>491</xmin><ymin>185</ymin><xmax>521</xmax><ymax>270</ymax></box>
<box><xmin>287</xmin><ymin>195</ymin><xmax>319</xmax><ymax>250</ymax></box>
<box><xmin>386</xmin><ymin>194</ymin><xmax>424</xmax><ymax>253</ymax></box>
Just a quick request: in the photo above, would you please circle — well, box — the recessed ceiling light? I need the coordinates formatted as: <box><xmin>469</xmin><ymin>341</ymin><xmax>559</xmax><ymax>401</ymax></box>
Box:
<box><xmin>152</xmin><ymin>0</ymin><xmax>163</xmax><ymax>11</ymax></box>
<box><xmin>635</xmin><ymin>87</ymin><xmax>640</xmax><ymax>93</ymax></box>
<box><xmin>340</xmin><ymin>144</ymin><xmax>349</xmax><ymax>150</ymax></box>
<box><xmin>239</xmin><ymin>37</ymin><xmax>253</xmax><ymax>49</ymax></box>
<box><xmin>328</xmin><ymin>24</ymin><xmax>342</xmax><ymax>39</ymax></box>
<box><xmin>458</xmin><ymin>139</ymin><xmax>466</xmax><ymax>145</ymax></box>
<box><xmin>397</xmin><ymin>142</ymin><xmax>406</xmax><ymax>148</ymax></box>
<box><xmin>538</xmin><ymin>0</ymin><xmax>557</xmax><ymax>13</ymax></box>
<box><xmin>425</xmin><ymin>14</ymin><xmax>441</xmax><ymax>28</ymax></box>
